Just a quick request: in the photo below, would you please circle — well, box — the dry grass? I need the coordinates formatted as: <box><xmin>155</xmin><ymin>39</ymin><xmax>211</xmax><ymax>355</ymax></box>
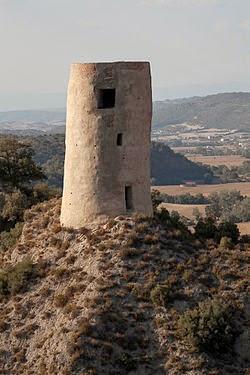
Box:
<box><xmin>0</xmin><ymin>198</ymin><xmax>249</xmax><ymax>375</ymax></box>
<box><xmin>154</xmin><ymin>182</ymin><xmax>250</xmax><ymax>197</ymax></box>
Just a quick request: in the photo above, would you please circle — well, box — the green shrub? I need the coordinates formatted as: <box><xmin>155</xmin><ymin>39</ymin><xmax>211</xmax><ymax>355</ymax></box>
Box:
<box><xmin>117</xmin><ymin>353</ymin><xmax>138</xmax><ymax>372</ymax></box>
<box><xmin>2</xmin><ymin>191</ymin><xmax>29</xmax><ymax>222</ymax></box>
<box><xmin>133</xmin><ymin>213</ymin><xmax>151</xmax><ymax>224</ymax></box>
<box><xmin>0</xmin><ymin>222</ymin><xmax>24</xmax><ymax>252</ymax></box>
<box><xmin>54</xmin><ymin>293</ymin><xmax>68</xmax><ymax>307</ymax></box>
<box><xmin>216</xmin><ymin>222</ymin><xmax>240</xmax><ymax>244</ymax></box>
<box><xmin>195</xmin><ymin>218</ymin><xmax>240</xmax><ymax>244</ymax></box>
<box><xmin>182</xmin><ymin>269</ymin><xmax>193</xmax><ymax>283</ymax></box>
<box><xmin>219</xmin><ymin>236</ymin><xmax>234</xmax><ymax>249</ymax></box>
<box><xmin>32</xmin><ymin>182</ymin><xmax>60</xmax><ymax>203</ymax></box>
<box><xmin>50</xmin><ymin>236</ymin><xmax>63</xmax><ymax>248</ymax></box>
<box><xmin>155</xmin><ymin>208</ymin><xmax>171</xmax><ymax>224</ymax></box>
<box><xmin>151</xmin><ymin>189</ymin><xmax>163</xmax><ymax>211</ymax></box>
<box><xmin>241</xmin><ymin>234</ymin><xmax>250</xmax><ymax>244</ymax></box>
<box><xmin>150</xmin><ymin>284</ymin><xmax>171</xmax><ymax>307</ymax></box>
<box><xmin>0</xmin><ymin>257</ymin><xmax>34</xmax><ymax>297</ymax></box>
<box><xmin>177</xmin><ymin>298</ymin><xmax>237</xmax><ymax>354</ymax></box>
<box><xmin>0</xmin><ymin>271</ymin><xmax>8</xmax><ymax>296</ymax></box>
<box><xmin>156</xmin><ymin>208</ymin><xmax>189</xmax><ymax>235</ymax></box>
<box><xmin>194</xmin><ymin>217</ymin><xmax>217</xmax><ymax>240</ymax></box>
<box><xmin>132</xmin><ymin>282</ymin><xmax>152</xmax><ymax>301</ymax></box>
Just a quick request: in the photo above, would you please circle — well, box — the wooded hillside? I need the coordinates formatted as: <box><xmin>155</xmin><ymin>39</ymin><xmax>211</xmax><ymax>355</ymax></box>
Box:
<box><xmin>16</xmin><ymin>135</ymin><xmax>213</xmax><ymax>186</ymax></box>
<box><xmin>153</xmin><ymin>92</ymin><xmax>250</xmax><ymax>130</ymax></box>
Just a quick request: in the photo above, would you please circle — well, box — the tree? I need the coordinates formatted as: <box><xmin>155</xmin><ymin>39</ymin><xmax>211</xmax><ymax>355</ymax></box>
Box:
<box><xmin>0</xmin><ymin>137</ymin><xmax>45</xmax><ymax>191</ymax></box>
<box><xmin>206</xmin><ymin>190</ymin><xmax>243</xmax><ymax>221</ymax></box>
<box><xmin>2</xmin><ymin>191</ymin><xmax>29</xmax><ymax>222</ymax></box>
<box><xmin>204</xmin><ymin>172</ymin><xmax>213</xmax><ymax>184</ymax></box>
<box><xmin>231</xmin><ymin>198</ymin><xmax>250</xmax><ymax>222</ymax></box>
<box><xmin>42</xmin><ymin>156</ymin><xmax>64</xmax><ymax>187</ymax></box>
<box><xmin>151</xmin><ymin>189</ymin><xmax>163</xmax><ymax>211</ymax></box>
<box><xmin>32</xmin><ymin>183</ymin><xmax>60</xmax><ymax>203</ymax></box>
<box><xmin>193</xmin><ymin>207</ymin><xmax>202</xmax><ymax>222</ymax></box>
<box><xmin>216</xmin><ymin>222</ymin><xmax>240</xmax><ymax>244</ymax></box>
<box><xmin>194</xmin><ymin>217</ymin><xmax>218</xmax><ymax>240</ymax></box>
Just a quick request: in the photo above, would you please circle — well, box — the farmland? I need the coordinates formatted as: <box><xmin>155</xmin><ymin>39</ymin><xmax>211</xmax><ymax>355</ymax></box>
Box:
<box><xmin>161</xmin><ymin>203</ymin><xmax>207</xmax><ymax>219</ymax></box>
<box><xmin>162</xmin><ymin>202</ymin><xmax>250</xmax><ymax>235</ymax></box>
<box><xmin>154</xmin><ymin>182</ymin><xmax>250</xmax><ymax>197</ymax></box>
<box><xmin>237</xmin><ymin>222</ymin><xmax>250</xmax><ymax>235</ymax></box>
<box><xmin>157</xmin><ymin>183</ymin><xmax>250</xmax><ymax>234</ymax></box>
<box><xmin>186</xmin><ymin>155</ymin><xmax>247</xmax><ymax>167</ymax></box>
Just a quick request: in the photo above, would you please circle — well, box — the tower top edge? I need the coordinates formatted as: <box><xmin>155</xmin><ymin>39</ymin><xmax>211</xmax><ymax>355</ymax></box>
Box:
<box><xmin>70</xmin><ymin>61</ymin><xmax>150</xmax><ymax>68</ymax></box>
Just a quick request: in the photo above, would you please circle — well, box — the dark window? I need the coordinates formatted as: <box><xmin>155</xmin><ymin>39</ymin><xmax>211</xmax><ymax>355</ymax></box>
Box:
<box><xmin>98</xmin><ymin>89</ymin><xmax>116</xmax><ymax>109</ymax></box>
<box><xmin>125</xmin><ymin>186</ymin><xmax>133</xmax><ymax>210</ymax></box>
<box><xmin>117</xmin><ymin>133</ymin><xmax>123</xmax><ymax>146</ymax></box>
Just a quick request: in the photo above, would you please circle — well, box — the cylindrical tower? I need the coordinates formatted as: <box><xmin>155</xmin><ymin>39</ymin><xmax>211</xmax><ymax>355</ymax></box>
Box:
<box><xmin>60</xmin><ymin>61</ymin><xmax>153</xmax><ymax>228</ymax></box>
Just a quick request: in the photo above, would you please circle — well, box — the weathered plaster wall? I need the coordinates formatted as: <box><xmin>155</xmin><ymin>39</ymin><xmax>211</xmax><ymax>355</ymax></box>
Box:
<box><xmin>60</xmin><ymin>61</ymin><xmax>153</xmax><ymax>228</ymax></box>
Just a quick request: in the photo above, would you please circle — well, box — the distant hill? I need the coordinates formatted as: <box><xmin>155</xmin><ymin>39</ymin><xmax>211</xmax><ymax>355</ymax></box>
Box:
<box><xmin>0</xmin><ymin>110</ymin><xmax>66</xmax><ymax>135</ymax></box>
<box><xmin>153</xmin><ymin>92</ymin><xmax>250</xmax><ymax>130</ymax></box>
<box><xmin>0</xmin><ymin>92</ymin><xmax>249</xmax><ymax>134</ymax></box>
<box><xmin>151</xmin><ymin>142</ymin><xmax>213</xmax><ymax>185</ymax></box>
<box><xmin>0</xmin><ymin>109</ymin><xmax>65</xmax><ymax>123</ymax></box>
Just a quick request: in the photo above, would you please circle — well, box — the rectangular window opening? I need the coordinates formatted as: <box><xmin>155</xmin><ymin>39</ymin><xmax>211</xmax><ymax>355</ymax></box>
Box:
<box><xmin>125</xmin><ymin>186</ymin><xmax>133</xmax><ymax>211</ymax></box>
<box><xmin>98</xmin><ymin>88</ymin><xmax>116</xmax><ymax>109</ymax></box>
<box><xmin>117</xmin><ymin>133</ymin><xmax>123</xmax><ymax>146</ymax></box>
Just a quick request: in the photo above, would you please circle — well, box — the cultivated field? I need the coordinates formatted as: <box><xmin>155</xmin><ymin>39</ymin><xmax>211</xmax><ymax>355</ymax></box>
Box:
<box><xmin>237</xmin><ymin>222</ymin><xmax>250</xmax><ymax>235</ymax></box>
<box><xmin>187</xmin><ymin>155</ymin><xmax>247</xmax><ymax>167</ymax></box>
<box><xmin>161</xmin><ymin>203</ymin><xmax>207</xmax><ymax>219</ymax></box>
<box><xmin>161</xmin><ymin>203</ymin><xmax>250</xmax><ymax>235</ymax></box>
<box><xmin>154</xmin><ymin>182</ymin><xmax>250</xmax><ymax>197</ymax></box>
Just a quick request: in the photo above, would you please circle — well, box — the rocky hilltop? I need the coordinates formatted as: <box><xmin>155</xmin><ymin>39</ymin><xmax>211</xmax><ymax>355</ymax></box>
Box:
<box><xmin>0</xmin><ymin>199</ymin><xmax>249</xmax><ymax>375</ymax></box>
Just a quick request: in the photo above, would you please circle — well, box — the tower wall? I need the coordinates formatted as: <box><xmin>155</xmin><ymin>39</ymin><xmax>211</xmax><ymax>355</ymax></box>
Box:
<box><xmin>60</xmin><ymin>61</ymin><xmax>153</xmax><ymax>228</ymax></box>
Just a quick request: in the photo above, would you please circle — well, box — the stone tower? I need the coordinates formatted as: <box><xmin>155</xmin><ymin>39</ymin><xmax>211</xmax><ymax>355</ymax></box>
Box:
<box><xmin>60</xmin><ymin>61</ymin><xmax>153</xmax><ymax>228</ymax></box>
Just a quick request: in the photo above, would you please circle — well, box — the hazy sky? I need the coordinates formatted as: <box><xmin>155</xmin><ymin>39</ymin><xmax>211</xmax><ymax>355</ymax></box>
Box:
<box><xmin>0</xmin><ymin>0</ymin><xmax>249</xmax><ymax>109</ymax></box>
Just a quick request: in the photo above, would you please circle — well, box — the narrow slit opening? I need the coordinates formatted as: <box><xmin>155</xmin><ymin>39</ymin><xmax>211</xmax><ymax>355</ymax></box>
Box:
<box><xmin>117</xmin><ymin>133</ymin><xmax>123</xmax><ymax>146</ymax></box>
<box><xmin>125</xmin><ymin>186</ymin><xmax>133</xmax><ymax>211</ymax></box>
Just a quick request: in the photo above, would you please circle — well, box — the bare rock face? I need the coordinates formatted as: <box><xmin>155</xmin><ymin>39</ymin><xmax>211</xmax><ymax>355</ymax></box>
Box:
<box><xmin>60</xmin><ymin>61</ymin><xmax>153</xmax><ymax>229</ymax></box>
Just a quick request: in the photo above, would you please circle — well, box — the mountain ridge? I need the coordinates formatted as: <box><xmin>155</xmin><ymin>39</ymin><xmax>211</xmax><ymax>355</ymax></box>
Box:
<box><xmin>0</xmin><ymin>92</ymin><xmax>249</xmax><ymax>133</ymax></box>
<box><xmin>153</xmin><ymin>92</ymin><xmax>250</xmax><ymax>130</ymax></box>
